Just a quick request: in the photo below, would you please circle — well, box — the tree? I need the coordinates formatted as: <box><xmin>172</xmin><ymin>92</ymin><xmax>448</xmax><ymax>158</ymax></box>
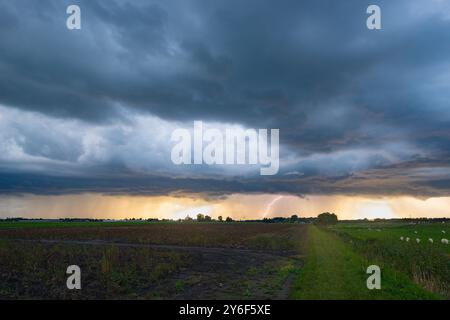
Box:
<box><xmin>204</xmin><ymin>215</ymin><xmax>212</xmax><ymax>222</ymax></box>
<box><xmin>316</xmin><ymin>212</ymin><xmax>338</xmax><ymax>225</ymax></box>
<box><xmin>225</xmin><ymin>217</ymin><xmax>233</xmax><ymax>222</ymax></box>
<box><xmin>218</xmin><ymin>216</ymin><xmax>223</xmax><ymax>222</ymax></box>
<box><xmin>290</xmin><ymin>214</ymin><xmax>298</xmax><ymax>223</ymax></box>
<box><xmin>196</xmin><ymin>213</ymin><xmax>205</xmax><ymax>222</ymax></box>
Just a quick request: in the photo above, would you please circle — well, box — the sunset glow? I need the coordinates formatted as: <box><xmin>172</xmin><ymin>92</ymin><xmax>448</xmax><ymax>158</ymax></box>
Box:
<box><xmin>2</xmin><ymin>193</ymin><xmax>450</xmax><ymax>220</ymax></box>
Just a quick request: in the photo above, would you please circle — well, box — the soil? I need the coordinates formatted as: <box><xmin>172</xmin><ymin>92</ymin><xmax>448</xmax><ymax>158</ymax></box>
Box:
<box><xmin>5</xmin><ymin>238</ymin><xmax>303</xmax><ymax>299</ymax></box>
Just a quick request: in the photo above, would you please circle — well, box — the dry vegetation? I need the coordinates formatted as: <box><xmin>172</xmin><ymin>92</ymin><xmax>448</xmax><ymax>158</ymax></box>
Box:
<box><xmin>0</xmin><ymin>223</ymin><xmax>307</xmax><ymax>299</ymax></box>
<box><xmin>0</xmin><ymin>223</ymin><xmax>305</xmax><ymax>251</ymax></box>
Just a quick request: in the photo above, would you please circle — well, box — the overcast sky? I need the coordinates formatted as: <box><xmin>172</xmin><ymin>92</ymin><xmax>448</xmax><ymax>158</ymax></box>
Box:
<box><xmin>1</xmin><ymin>0</ymin><xmax>450</xmax><ymax>215</ymax></box>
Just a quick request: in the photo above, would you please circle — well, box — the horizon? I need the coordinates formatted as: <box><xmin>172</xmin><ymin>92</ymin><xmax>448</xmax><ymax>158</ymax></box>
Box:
<box><xmin>3</xmin><ymin>193</ymin><xmax>450</xmax><ymax>220</ymax></box>
<box><xmin>1</xmin><ymin>0</ymin><xmax>450</xmax><ymax>219</ymax></box>
<box><xmin>3</xmin><ymin>216</ymin><xmax>450</xmax><ymax>222</ymax></box>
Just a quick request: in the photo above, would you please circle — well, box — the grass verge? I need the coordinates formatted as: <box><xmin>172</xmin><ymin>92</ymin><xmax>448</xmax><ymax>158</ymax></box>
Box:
<box><xmin>291</xmin><ymin>226</ymin><xmax>437</xmax><ymax>300</ymax></box>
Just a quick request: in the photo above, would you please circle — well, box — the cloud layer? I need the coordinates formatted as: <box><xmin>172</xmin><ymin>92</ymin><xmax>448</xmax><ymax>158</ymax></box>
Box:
<box><xmin>1</xmin><ymin>0</ymin><xmax>450</xmax><ymax>198</ymax></box>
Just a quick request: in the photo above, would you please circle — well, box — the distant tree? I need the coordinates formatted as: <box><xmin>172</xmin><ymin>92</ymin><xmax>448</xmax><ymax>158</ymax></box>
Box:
<box><xmin>184</xmin><ymin>215</ymin><xmax>193</xmax><ymax>221</ymax></box>
<box><xmin>218</xmin><ymin>216</ymin><xmax>223</xmax><ymax>222</ymax></box>
<box><xmin>225</xmin><ymin>217</ymin><xmax>233</xmax><ymax>222</ymax></box>
<box><xmin>196</xmin><ymin>213</ymin><xmax>205</xmax><ymax>222</ymax></box>
<box><xmin>290</xmin><ymin>214</ymin><xmax>299</xmax><ymax>223</ymax></box>
<box><xmin>204</xmin><ymin>215</ymin><xmax>212</xmax><ymax>222</ymax></box>
<box><xmin>316</xmin><ymin>212</ymin><xmax>338</xmax><ymax>225</ymax></box>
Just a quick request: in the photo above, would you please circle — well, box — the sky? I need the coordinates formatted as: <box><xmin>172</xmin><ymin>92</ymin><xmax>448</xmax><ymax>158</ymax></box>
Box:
<box><xmin>1</xmin><ymin>0</ymin><xmax>450</xmax><ymax>220</ymax></box>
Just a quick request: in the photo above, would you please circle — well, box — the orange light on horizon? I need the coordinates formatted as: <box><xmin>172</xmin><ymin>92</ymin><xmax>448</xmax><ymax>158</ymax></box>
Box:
<box><xmin>1</xmin><ymin>193</ymin><xmax>450</xmax><ymax>220</ymax></box>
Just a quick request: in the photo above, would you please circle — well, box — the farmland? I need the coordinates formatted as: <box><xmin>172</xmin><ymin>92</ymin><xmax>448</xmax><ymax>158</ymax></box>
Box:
<box><xmin>0</xmin><ymin>222</ymin><xmax>306</xmax><ymax>299</ymax></box>
<box><xmin>329</xmin><ymin>221</ymin><xmax>450</xmax><ymax>298</ymax></box>
<box><xmin>0</xmin><ymin>220</ymin><xmax>448</xmax><ymax>299</ymax></box>
<box><xmin>293</xmin><ymin>226</ymin><xmax>440</xmax><ymax>299</ymax></box>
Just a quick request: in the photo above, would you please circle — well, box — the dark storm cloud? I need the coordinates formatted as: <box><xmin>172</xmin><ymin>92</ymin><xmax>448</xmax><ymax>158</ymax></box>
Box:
<box><xmin>2</xmin><ymin>159</ymin><xmax>450</xmax><ymax>198</ymax></box>
<box><xmin>1</xmin><ymin>0</ymin><xmax>450</xmax><ymax>197</ymax></box>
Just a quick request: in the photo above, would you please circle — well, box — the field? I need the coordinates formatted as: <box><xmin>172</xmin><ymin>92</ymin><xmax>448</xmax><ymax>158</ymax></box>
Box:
<box><xmin>0</xmin><ymin>222</ymin><xmax>306</xmax><ymax>299</ymax></box>
<box><xmin>330</xmin><ymin>221</ymin><xmax>450</xmax><ymax>298</ymax></box>
<box><xmin>293</xmin><ymin>226</ymin><xmax>441</xmax><ymax>299</ymax></box>
<box><xmin>0</xmin><ymin>220</ymin><xmax>448</xmax><ymax>299</ymax></box>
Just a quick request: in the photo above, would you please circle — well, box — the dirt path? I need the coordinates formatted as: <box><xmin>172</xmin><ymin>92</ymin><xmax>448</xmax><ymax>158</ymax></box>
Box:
<box><xmin>6</xmin><ymin>238</ymin><xmax>293</xmax><ymax>258</ymax></box>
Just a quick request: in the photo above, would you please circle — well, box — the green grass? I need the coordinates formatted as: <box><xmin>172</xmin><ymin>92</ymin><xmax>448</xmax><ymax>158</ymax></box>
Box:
<box><xmin>330</xmin><ymin>222</ymin><xmax>450</xmax><ymax>297</ymax></box>
<box><xmin>292</xmin><ymin>226</ymin><xmax>437</xmax><ymax>300</ymax></box>
<box><xmin>332</xmin><ymin>222</ymin><xmax>450</xmax><ymax>254</ymax></box>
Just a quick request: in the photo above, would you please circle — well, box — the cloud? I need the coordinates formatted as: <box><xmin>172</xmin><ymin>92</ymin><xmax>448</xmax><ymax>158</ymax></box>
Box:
<box><xmin>0</xmin><ymin>0</ymin><xmax>450</xmax><ymax>199</ymax></box>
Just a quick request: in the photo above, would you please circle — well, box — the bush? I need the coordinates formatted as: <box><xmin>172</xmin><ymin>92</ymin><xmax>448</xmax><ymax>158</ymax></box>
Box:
<box><xmin>316</xmin><ymin>212</ymin><xmax>338</xmax><ymax>225</ymax></box>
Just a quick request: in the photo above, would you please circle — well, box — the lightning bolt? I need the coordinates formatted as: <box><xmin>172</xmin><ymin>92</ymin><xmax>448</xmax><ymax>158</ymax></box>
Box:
<box><xmin>263</xmin><ymin>195</ymin><xmax>284</xmax><ymax>218</ymax></box>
